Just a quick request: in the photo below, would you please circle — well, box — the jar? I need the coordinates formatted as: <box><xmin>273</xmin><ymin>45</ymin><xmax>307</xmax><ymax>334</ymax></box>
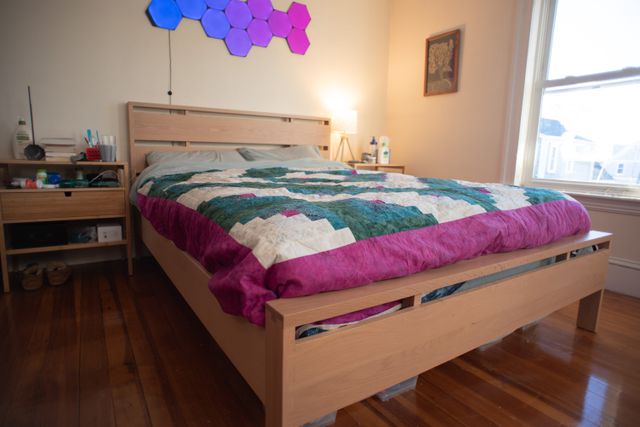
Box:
<box><xmin>36</xmin><ymin>169</ymin><xmax>47</xmax><ymax>186</ymax></box>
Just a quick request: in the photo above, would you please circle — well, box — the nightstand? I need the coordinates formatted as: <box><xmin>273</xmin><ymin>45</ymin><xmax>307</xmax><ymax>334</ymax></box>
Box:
<box><xmin>0</xmin><ymin>160</ymin><xmax>133</xmax><ymax>292</ymax></box>
<box><xmin>351</xmin><ymin>163</ymin><xmax>406</xmax><ymax>174</ymax></box>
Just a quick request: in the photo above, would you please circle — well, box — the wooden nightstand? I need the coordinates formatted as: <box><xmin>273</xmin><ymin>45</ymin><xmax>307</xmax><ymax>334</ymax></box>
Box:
<box><xmin>351</xmin><ymin>163</ymin><xmax>406</xmax><ymax>174</ymax></box>
<box><xmin>0</xmin><ymin>160</ymin><xmax>133</xmax><ymax>292</ymax></box>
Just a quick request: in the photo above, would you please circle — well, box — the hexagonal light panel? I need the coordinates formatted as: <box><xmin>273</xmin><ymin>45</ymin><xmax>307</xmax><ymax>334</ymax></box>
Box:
<box><xmin>176</xmin><ymin>0</ymin><xmax>207</xmax><ymax>19</ymax></box>
<box><xmin>146</xmin><ymin>0</ymin><xmax>311</xmax><ymax>57</ymax></box>
<box><xmin>287</xmin><ymin>28</ymin><xmax>309</xmax><ymax>55</ymax></box>
<box><xmin>205</xmin><ymin>0</ymin><xmax>229</xmax><ymax>10</ymax></box>
<box><xmin>147</xmin><ymin>0</ymin><xmax>183</xmax><ymax>30</ymax></box>
<box><xmin>201</xmin><ymin>8</ymin><xmax>230</xmax><ymax>39</ymax></box>
<box><xmin>248</xmin><ymin>0</ymin><xmax>273</xmax><ymax>20</ymax></box>
<box><xmin>268</xmin><ymin>10</ymin><xmax>291</xmax><ymax>38</ymax></box>
<box><xmin>225</xmin><ymin>28</ymin><xmax>252</xmax><ymax>57</ymax></box>
<box><xmin>287</xmin><ymin>2</ymin><xmax>310</xmax><ymax>29</ymax></box>
<box><xmin>247</xmin><ymin>19</ymin><xmax>272</xmax><ymax>47</ymax></box>
<box><xmin>225</xmin><ymin>0</ymin><xmax>252</xmax><ymax>29</ymax></box>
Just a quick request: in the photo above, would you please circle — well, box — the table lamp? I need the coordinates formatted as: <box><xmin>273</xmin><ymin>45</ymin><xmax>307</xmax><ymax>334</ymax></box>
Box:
<box><xmin>332</xmin><ymin>110</ymin><xmax>358</xmax><ymax>161</ymax></box>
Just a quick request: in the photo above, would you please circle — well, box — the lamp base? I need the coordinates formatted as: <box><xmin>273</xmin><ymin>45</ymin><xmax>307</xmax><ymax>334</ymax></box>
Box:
<box><xmin>334</xmin><ymin>135</ymin><xmax>355</xmax><ymax>162</ymax></box>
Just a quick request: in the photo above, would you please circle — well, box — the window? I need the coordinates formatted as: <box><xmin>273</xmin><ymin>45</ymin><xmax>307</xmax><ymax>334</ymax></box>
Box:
<box><xmin>518</xmin><ymin>0</ymin><xmax>640</xmax><ymax>198</ymax></box>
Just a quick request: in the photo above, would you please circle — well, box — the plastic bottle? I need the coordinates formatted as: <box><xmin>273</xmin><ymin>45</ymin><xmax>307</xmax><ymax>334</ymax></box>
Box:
<box><xmin>369</xmin><ymin>137</ymin><xmax>378</xmax><ymax>163</ymax></box>
<box><xmin>36</xmin><ymin>169</ymin><xmax>47</xmax><ymax>188</ymax></box>
<box><xmin>13</xmin><ymin>117</ymin><xmax>32</xmax><ymax>160</ymax></box>
<box><xmin>378</xmin><ymin>136</ymin><xmax>390</xmax><ymax>165</ymax></box>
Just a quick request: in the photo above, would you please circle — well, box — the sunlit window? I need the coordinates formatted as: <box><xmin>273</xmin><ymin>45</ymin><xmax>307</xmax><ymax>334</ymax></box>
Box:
<box><xmin>520</xmin><ymin>0</ymin><xmax>640</xmax><ymax>197</ymax></box>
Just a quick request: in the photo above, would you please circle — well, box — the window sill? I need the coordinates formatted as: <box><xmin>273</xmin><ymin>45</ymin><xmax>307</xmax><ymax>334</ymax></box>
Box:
<box><xmin>568</xmin><ymin>192</ymin><xmax>640</xmax><ymax>216</ymax></box>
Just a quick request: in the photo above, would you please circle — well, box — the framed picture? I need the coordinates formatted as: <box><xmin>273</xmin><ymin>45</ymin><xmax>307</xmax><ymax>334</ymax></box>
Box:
<box><xmin>424</xmin><ymin>29</ymin><xmax>461</xmax><ymax>96</ymax></box>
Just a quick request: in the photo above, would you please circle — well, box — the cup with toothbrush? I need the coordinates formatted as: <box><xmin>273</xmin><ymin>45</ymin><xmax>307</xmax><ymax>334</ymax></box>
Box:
<box><xmin>85</xmin><ymin>129</ymin><xmax>101</xmax><ymax>161</ymax></box>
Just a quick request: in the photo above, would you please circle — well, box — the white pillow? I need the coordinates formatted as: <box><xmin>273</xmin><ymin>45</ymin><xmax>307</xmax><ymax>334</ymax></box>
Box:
<box><xmin>237</xmin><ymin>145</ymin><xmax>322</xmax><ymax>161</ymax></box>
<box><xmin>146</xmin><ymin>150</ymin><xmax>246</xmax><ymax>165</ymax></box>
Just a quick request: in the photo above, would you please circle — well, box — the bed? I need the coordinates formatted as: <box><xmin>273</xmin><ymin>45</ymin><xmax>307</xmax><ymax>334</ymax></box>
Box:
<box><xmin>127</xmin><ymin>101</ymin><xmax>612</xmax><ymax>427</ymax></box>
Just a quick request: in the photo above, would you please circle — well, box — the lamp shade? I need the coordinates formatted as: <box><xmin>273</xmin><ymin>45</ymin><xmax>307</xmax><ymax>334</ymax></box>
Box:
<box><xmin>332</xmin><ymin>110</ymin><xmax>358</xmax><ymax>134</ymax></box>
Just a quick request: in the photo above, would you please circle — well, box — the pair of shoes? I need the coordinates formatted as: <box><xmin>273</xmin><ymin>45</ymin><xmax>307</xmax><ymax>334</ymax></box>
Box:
<box><xmin>20</xmin><ymin>262</ymin><xmax>72</xmax><ymax>291</ymax></box>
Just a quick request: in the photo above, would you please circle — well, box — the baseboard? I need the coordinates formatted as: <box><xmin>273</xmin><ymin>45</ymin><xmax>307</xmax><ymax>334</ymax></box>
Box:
<box><xmin>605</xmin><ymin>262</ymin><xmax>640</xmax><ymax>298</ymax></box>
<box><xmin>609</xmin><ymin>256</ymin><xmax>640</xmax><ymax>271</ymax></box>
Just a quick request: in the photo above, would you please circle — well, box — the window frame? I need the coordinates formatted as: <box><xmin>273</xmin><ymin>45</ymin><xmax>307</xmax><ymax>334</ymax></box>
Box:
<box><xmin>517</xmin><ymin>0</ymin><xmax>640</xmax><ymax>200</ymax></box>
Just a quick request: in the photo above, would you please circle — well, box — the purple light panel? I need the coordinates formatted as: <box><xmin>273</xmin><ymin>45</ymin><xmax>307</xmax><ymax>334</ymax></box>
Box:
<box><xmin>225</xmin><ymin>28</ymin><xmax>252</xmax><ymax>56</ymax></box>
<box><xmin>201</xmin><ymin>8</ymin><xmax>230</xmax><ymax>39</ymax></box>
<box><xmin>225</xmin><ymin>0</ymin><xmax>252</xmax><ymax>29</ymax></box>
<box><xmin>287</xmin><ymin>28</ymin><xmax>309</xmax><ymax>54</ymax></box>
<box><xmin>247</xmin><ymin>19</ymin><xmax>273</xmax><ymax>47</ymax></box>
<box><xmin>176</xmin><ymin>0</ymin><xmax>207</xmax><ymax>19</ymax></box>
<box><xmin>287</xmin><ymin>2</ymin><xmax>310</xmax><ymax>29</ymax></box>
<box><xmin>268</xmin><ymin>10</ymin><xmax>292</xmax><ymax>38</ymax></box>
<box><xmin>248</xmin><ymin>0</ymin><xmax>273</xmax><ymax>20</ymax></box>
<box><xmin>146</xmin><ymin>0</ymin><xmax>310</xmax><ymax>56</ymax></box>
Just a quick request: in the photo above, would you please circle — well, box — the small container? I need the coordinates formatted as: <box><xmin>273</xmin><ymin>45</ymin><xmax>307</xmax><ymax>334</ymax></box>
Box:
<box><xmin>378</xmin><ymin>136</ymin><xmax>391</xmax><ymax>165</ymax></box>
<box><xmin>13</xmin><ymin>117</ymin><xmax>32</xmax><ymax>160</ymax></box>
<box><xmin>375</xmin><ymin>376</ymin><xmax>418</xmax><ymax>401</ymax></box>
<box><xmin>369</xmin><ymin>136</ymin><xmax>378</xmax><ymax>156</ymax></box>
<box><xmin>85</xmin><ymin>147</ymin><xmax>101</xmax><ymax>161</ymax></box>
<box><xmin>36</xmin><ymin>169</ymin><xmax>47</xmax><ymax>187</ymax></box>
<box><xmin>47</xmin><ymin>172</ymin><xmax>61</xmax><ymax>185</ymax></box>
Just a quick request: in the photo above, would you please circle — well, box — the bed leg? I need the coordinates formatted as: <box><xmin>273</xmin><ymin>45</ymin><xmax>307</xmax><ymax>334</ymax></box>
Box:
<box><xmin>266</xmin><ymin>305</ymin><xmax>294</xmax><ymax>427</ymax></box>
<box><xmin>577</xmin><ymin>289</ymin><xmax>604</xmax><ymax>332</ymax></box>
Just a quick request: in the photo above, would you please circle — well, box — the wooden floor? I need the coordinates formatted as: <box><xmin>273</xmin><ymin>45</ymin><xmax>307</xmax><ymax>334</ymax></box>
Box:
<box><xmin>1</xmin><ymin>259</ymin><xmax>639</xmax><ymax>427</ymax></box>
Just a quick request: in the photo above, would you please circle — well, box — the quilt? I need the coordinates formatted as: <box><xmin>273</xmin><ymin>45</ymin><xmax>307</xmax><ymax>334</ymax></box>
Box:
<box><xmin>136</xmin><ymin>165</ymin><xmax>591</xmax><ymax>326</ymax></box>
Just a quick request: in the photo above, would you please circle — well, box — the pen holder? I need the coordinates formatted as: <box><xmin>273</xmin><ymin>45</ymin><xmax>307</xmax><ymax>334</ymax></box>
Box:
<box><xmin>98</xmin><ymin>144</ymin><xmax>116</xmax><ymax>162</ymax></box>
<box><xmin>85</xmin><ymin>147</ymin><xmax>101</xmax><ymax>161</ymax></box>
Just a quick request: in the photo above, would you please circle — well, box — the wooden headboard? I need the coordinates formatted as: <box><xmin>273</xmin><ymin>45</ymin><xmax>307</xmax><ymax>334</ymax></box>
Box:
<box><xmin>127</xmin><ymin>101</ymin><xmax>331</xmax><ymax>177</ymax></box>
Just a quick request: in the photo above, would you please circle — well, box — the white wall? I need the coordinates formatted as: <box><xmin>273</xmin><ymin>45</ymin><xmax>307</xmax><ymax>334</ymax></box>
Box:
<box><xmin>583</xmin><ymin>204</ymin><xmax>640</xmax><ymax>298</ymax></box>
<box><xmin>0</xmin><ymin>0</ymin><xmax>390</xmax><ymax>159</ymax></box>
<box><xmin>386</xmin><ymin>0</ymin><xmax>520</xmax><ymax>182</ymax></box>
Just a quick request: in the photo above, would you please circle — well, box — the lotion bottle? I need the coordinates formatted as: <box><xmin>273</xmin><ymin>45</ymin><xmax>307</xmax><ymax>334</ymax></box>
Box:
<box><xmin>13</xmin><ymin>117</ymin><xmax>32</xmax><ymax>159</ymax></box>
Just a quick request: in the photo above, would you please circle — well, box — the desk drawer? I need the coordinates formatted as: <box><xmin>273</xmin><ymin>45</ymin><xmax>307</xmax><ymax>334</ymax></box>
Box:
<box><xmin>1</xmin><ymin>190</ymin><xmax>125</xmax><ymax>222</ymax></box>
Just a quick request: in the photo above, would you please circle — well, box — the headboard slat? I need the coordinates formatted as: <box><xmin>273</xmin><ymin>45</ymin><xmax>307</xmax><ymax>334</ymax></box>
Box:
<box><xmin>127</xmin><ymin>102</ymin><xmax>331</xmax><ymax>178</ymax></box>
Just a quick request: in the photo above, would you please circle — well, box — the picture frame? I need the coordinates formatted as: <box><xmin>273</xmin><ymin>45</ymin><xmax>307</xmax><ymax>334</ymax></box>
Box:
<box><xmin>424</xmin><ymin>29</ymin><xmax>461</xmax><ymax>96</ymax></box>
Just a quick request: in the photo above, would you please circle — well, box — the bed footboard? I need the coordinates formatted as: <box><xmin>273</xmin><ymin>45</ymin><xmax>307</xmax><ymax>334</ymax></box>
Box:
<box><xmin>265</xmin><ymin>231</ymin><xmax>611</xmax><ymax>427</ymax></box>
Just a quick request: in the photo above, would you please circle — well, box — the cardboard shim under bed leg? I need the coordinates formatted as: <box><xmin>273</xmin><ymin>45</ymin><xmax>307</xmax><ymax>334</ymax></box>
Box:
<box><xmin>302</xmin><ymin>411</ymin><xmax>337</xmax><ymax>427</ymax></box>
<box><xmin>375</xmin><ymin>376</ymin><xmax>418</xmax><ymax>401</ymax></box>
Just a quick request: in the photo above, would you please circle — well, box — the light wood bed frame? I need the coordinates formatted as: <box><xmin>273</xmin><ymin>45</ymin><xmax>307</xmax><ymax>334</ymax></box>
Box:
<box><xmin>127</xmin><ymin>101</ymin><xmax>612</xmax><ymax>427</ymax></box>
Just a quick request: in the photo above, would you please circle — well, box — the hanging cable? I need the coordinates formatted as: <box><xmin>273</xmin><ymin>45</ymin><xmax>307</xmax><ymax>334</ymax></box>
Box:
<box><xmin>168</xmin><ymin>30</ymin><xmax>173</xmax><ymax>104</ymax></box>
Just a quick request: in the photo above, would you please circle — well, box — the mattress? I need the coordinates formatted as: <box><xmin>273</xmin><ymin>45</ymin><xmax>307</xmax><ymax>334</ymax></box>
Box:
<box><xmin>131</xmin><ymin>159</ymin><xmax>591</xmax><ymax>328</ymax></box>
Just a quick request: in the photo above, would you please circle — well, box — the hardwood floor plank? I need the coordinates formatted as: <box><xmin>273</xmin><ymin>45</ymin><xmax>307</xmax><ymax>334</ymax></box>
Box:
<box><xmin>111</xmin><ymin>263</ymin><xmax>176</xmax><ymax>427</ymax></box>
<box><xmin>412</xmin><ymin>376</ymin><xmax>498</xmax><ymax>427</ymax></box>
<box><xmin>32</xmin><ymin>282</ymin><xmax>80</xmax><ymax>427</ymax></box>
<box><xmin>78</xmin><ymin>267</ymin><xmax>116</xmax><ymax>427</ymax></box>
<box><xmin>1</xmin><ymin>260</ymin><xmax>639</xmax><ymax>427</ymax></box>
<box><xmin>2</xmin><ymin>289</ymin><xmax>55</xmax><ymax>426</ymax></box>
<box><xmin>0</xmin><ymin>286</ymin><xmax>44</xmax><ymax>424</ymax></box>
<box><xmin>98</xmin><ymin>268</ymin><xmax>150</xmax><ymax>427</ymax></box>
<box><xmin>463</xmin><ymin>344</ymin><xmax>616</xmax><ymax>426</ymax></box>
<box><xmin>451</xmin><ymin>358</ymin><xmax>578</xmax><ymax>426</ymax></box>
